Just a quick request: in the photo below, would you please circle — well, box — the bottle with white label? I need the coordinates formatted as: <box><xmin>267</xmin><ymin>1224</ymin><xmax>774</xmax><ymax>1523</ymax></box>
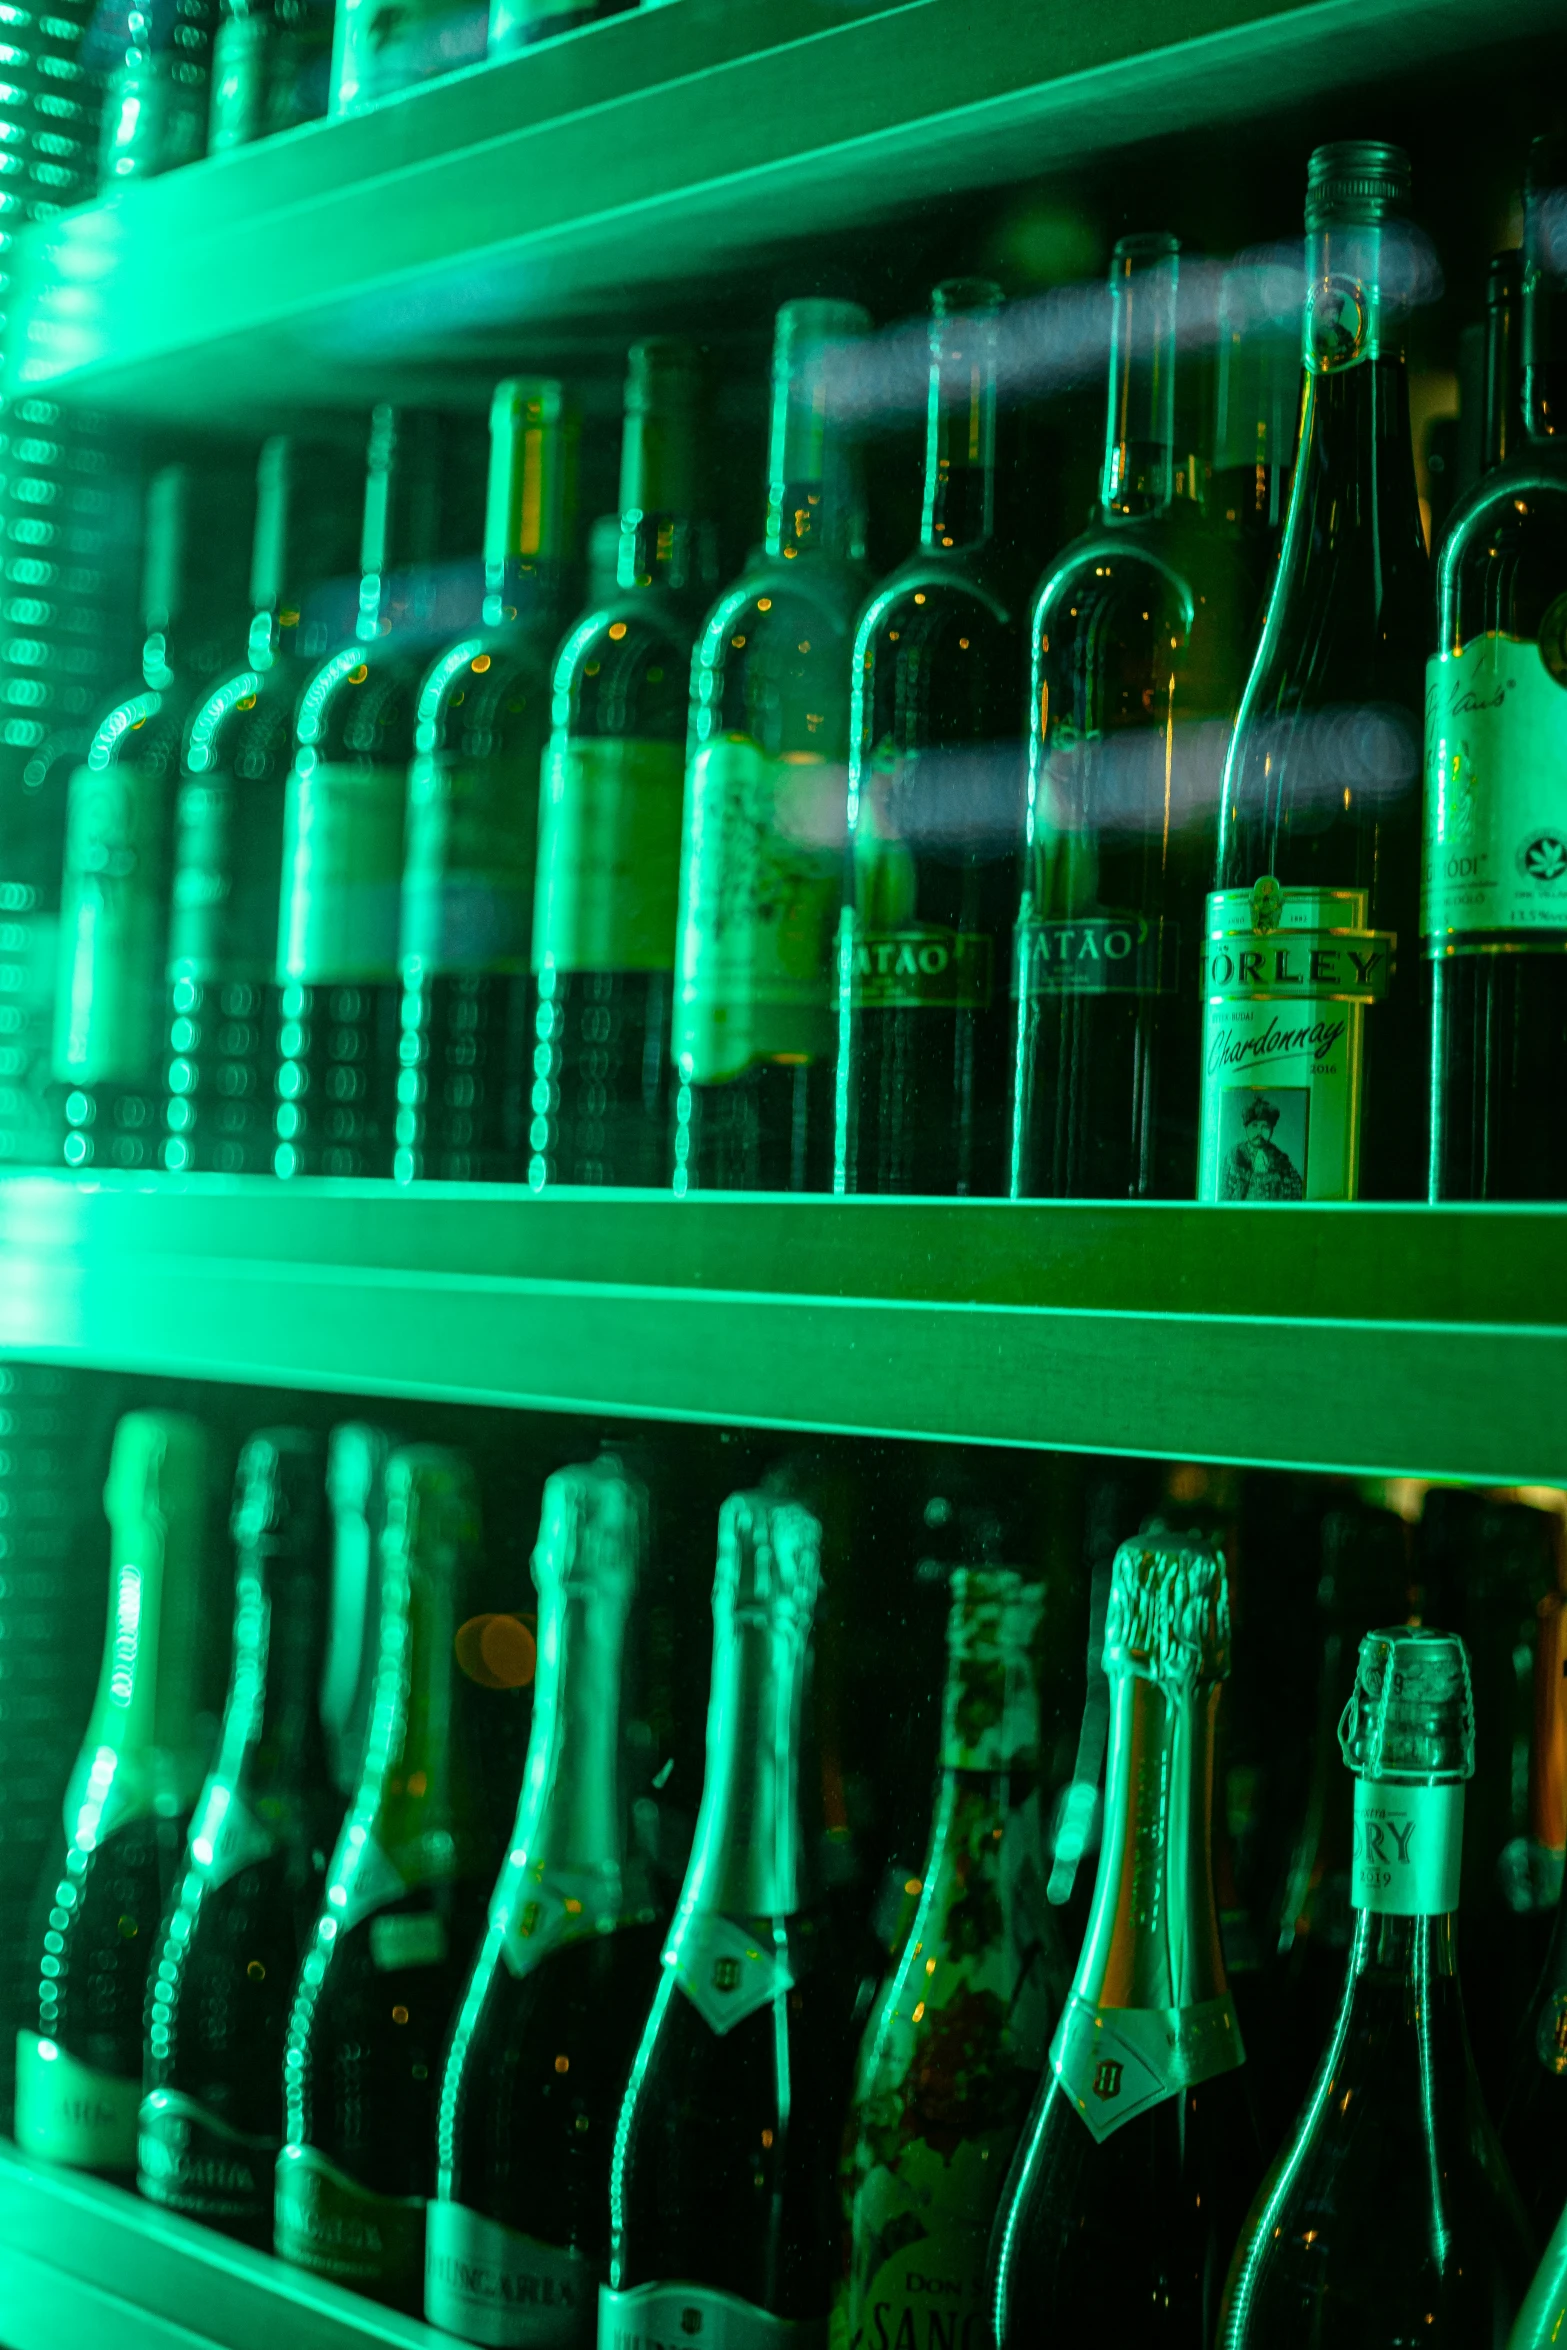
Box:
<box><xmin>1203</xmin><ymin>141</ymin><xmax>1429</xmax><ymax>1203</ymax></box>
<box><xmin>428</xmin><ymin>1456</ymin><xmax>663</xmax><ymax>2345</ymax></box>
<box><xmin>1427</xmin><ymin>136</ymin><xmax>1567</xmax><ymax>1201</ymax></box>
<box><xmin>277</xmin><ymin>1445</ymin><xmax>498</xmax><ymax>2313</ymax></box>
<box><xmin>605</xmin><ymin>1493</ymin><xmax>856</xmax><ymax>2350</ymax></box>
<box><xmin>530</xmin><ymin>340</ymin><xmax>714</xmax><ymax>1190</ymax></box>
<box><xmin>988</xmin><ymin>1535</ymin><xmax>1256</xmax><ymax>2349</ymax></box>
<box><xmin>672</xmin><ymin>299</ymin><xmax>871</xmax><ymax>1195</ymax></box>
<box><xmin>1221</xmin><ymin>1626</ymin><xmax>1533</xmax><ymax>2346</ymax></box>
<box><xmin>140</xmin><ymin>1427</ymin><xmax>341</xmax><ymax>2244</ymax></box>
<box><xmin>397</xmin><ymin>378</ymin><xmax>575</xmax><ymax>1184</ymax></box>
<box><xmin>16</xmin><ymin>1411</ymin><xmax>217</xmax><ymax>2174</ymax></box>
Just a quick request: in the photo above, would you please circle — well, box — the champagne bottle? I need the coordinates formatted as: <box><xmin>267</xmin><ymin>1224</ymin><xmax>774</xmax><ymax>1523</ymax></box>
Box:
<box><xmin>605</xmin><ymin>1493</ymin><xmax>855</xmax><ymax>2346</ymax></box>
<box><xmin>1202</xmin><ymin>142</ymin><xmax>1428</xmax><ymax>1203</ymax></box>
<box><xmin>1221</xmin><ymin>1625</ymin><xmax>1533</xmax><ymax>2347</ymax></box>
<box><xmin>167</xmin><ymin>435</ymin><xmax>360</xmax><ymax>1175</ymax></box>
<box><xmin>835</xmin><ymin>280</ymin><xmax>1022</xmax><ymax>1199</ymax></box>
<box><xmin>277</xmin><ymin>1445</ymin><xmax>497</xmax><ymax>2312</ymax></box>
<box><xmin>839</xmin><ymin>1569</ymin><xmax>1053</xmax><ymax>2350</ymax></box>
<box><xmin>100</xmin><ymin>0</ymin><xmax>218</xmax><ymax>183</ymax></box>
<box><xmin>1427</xmin><ymin>139</ymin><xmax>1567</xmax><ymax>1201</ymax></box>
<box><xmin>428</xmin><ymin>1456</ymin><xmax>663</xmax><ymax>2343</ymax></box>
<box><xmin>673</xmin><ymin>300</ymin><xmax>871</xmax><ymax>1195</ymax></box>
<box><xmin>1010</xmin><ymin>238</ymin><xmax>1249</xmax><ymax>1200</ymax></box>
<box><xmin>208</xmin><ymin>0</ymin><xmax>333</xmax><ymax>151</ymax></box>
<box><xmin>397</xmin><ymin>379</ymin><xmax>574</xmax><ymax>1184</ymax></box>
<box><xmin>320</xmin><ymin>1420</ymin><xmax>399</xmax><ymax>1802</ymax></box>
<box><xmin>15</xmin><ymin>1411</ymin><xmax>215</xmax><ymax>2173</ymax></box>
<box><xmin>530</xmin><ymin>341</ymin><xmax>713</xmax><ymax>1190</ymax></box>
<box><xmin>140</xmin><ymin>1427</ymin><xmax>340</xmax><ymax>2243</ymax></box>
<box><xmin>988</xmin><ymin>1535</ymin><xmax>1254</xmax><ymax>2348</ymax></box>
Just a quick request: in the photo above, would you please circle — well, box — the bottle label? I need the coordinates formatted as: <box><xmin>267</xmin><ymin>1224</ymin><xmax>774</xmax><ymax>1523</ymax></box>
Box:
<box><xmin>335</xmin><ymin>0</ymin><xmax>487</xmax><ymax>105</ymax></box>
<box><xmin>188</xmin><ymin>1780</ymin><xmax>277</xmax><ymax>1893</ymax></box>
<box><xmin>169</xmin><ymin>772</ymin><xmax>287</xmax><ymax>984</ymax></box>
<box><xmin>846</xmin><ymin>925</ymin><xmax>993</xmax><ymax>1012</ymax></box>
<box><xmin>1014</xmin><ymin>910</ymin><xmax>1177</xmax><ymax>998</ymax></box>
<box><xmin>664</xmin><ymin>1911</ymin><xmax>793</xmax><ymax>2036</ymax></box>
<box><xmin>1422</xmin><ymin>632</ymin><xmax>1567</xmax><ymax>951</ymax></box>
<box><xmin>674</xmin><ymin>735</ymin><xmax>842</xmax><ymax>1084</ymax></box>
<box><xmin>600</xmin><ymin>2282</ymin><xmax>825</xmax><ymax>2350</ymax></box>
<box><xmin>1049</xmin><ymin>1990</ymin><xmax>1245</xmax><ymax>2144</ymax></box>
<box><xmin>1197</xmin><ymin>879</ymin><xmax>1393</xmax><ymax>1203</ymax></box>
<box><xmin>1350</xmin><ymin>1778</ymin><xmax>1464</xmax><ymax>1916</ymax></box>
<box><xmin>139</xmin><ymin>2087</ymin><xmax>276</xmax><ymax>2227</ymax></box>
<box><xmin>401</xmin><ymin>750</ymin><xmax>537</xmax><ymax>977</ymax></box>
<box><xmin>843</xmin><ymin>2149</ymin><xmax>1000</xmax><ymax>2350</ymax></box>
<box><xmin>53</xmin><ymin>759</ymin><xmax>170</xmax><ymax>1085</ymax></box>
<box><xmin>499</xmin><ymin>1861</ymin><xmax>650</xmax><ymax>1981</ymax></box>
<box><xmin>278</xmin><ymin>760</ymin><xmax>406</xmax><ymax>984</ymax></box>
<box><xmin>14</xmin><ymin>2029</ymin><xmax>139</xmax><ymax>2169</ymax></box>
<box><xmin>274</xmin><ymin>2140</ymin><xmax>426</xmax><ymax>2295</ymax></box>
<box><xmin>426</xmin><ymin>2199</ymin><xmax>598</xmax><ymax>2348</ymax></box>
<box><xmin>534</xmin><ymin>735</ymin><xmax>686</xmax><ymax>974</ymax></box>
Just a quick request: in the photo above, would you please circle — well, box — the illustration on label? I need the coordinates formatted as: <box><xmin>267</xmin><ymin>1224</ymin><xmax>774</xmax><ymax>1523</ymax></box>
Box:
<box><xmin>274</xmin><ymin>2139</ymin><xmax>426</xmax><ymax>2291</ymax></box>
<box><xmin>15</xmin><ymin>2029</ymin><xmax>140</xmax><ymax>2169</ymax></box>
<box><xmin>426</xmin><ymin>2199</ymin><xmax>597</xmax><ymax>2349</ymax></box>
<box><xmin>278</xmin><ymin>760</ymin><xmax>406</xmax><ymax>984</ymax></box>
<box><xmin>1423</xmin><ymin>633</ymin><xmax>1567</xmax><ymax>950</ymax></box>
<box><xmin>846</xmin><ymin>925</ymin><xmax>993</xmax><ymax>1012</ymax></box>
<box><xmin>1050</xmin><ymin>1991</ymin><xmax>1244</xmax><ymax>2144</ymax></box>
<box><xmin>1014</xmin><ymin>910</ymin><xmax>1177</xmax><ymax>998</ymax></box>
<box><xmin>1349</xmin><ymin>1779</ymin><xmax>1464</xmax><ymax>1917</ymax></box>
<box><xmin>401</xmin><ymin>750</ymin><xmax>538</xmax><ymax>977</ymax></box>
<box><xmin>533</xmin><ymin>735</ymin><xmax>685</xmax><ymax>975</ymax></box>
<box><xmin>600</xmin><ymin>2280</ymin><xmax>825</xmax><ymax>2350</ymax></box>
<box><xmin>139</xmin><ymin>2087</ymin><xmax>276</xmax><ymax>2224</ymax></box>
<box><xmin>665</xmin><ymin>1911</ymin><xmax>793</xmax><ymax>2036</ymax></box>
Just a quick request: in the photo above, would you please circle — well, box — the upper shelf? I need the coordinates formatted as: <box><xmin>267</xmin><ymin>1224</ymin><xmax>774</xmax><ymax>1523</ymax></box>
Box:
<box><xmin>4</xmin><ymin>0</ymin><xmax>1549</xmax><ymax>425</ymax></box>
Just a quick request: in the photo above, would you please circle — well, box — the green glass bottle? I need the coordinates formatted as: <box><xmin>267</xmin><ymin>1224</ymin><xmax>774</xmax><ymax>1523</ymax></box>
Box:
<box><xmin>100</xmin><ymin>0</ymin><xmax>219</xmax><ymax>184</ymax></box>
<box><xmin>487</xmin><ymin>0</ymin><xmax>630</xmax><ymax>55</ymax></box>
<box><xmin>207</xmin><ymin>0</ymin><xmax>332</xmax><ymax>151</ymax></box>
<box><xmin>319</xmin><ymin>1420</ymin><xmax>400</xmax><ymax>1803</ymax></box>
<box><xmin>428</xmin><ymin>1456</ymin><xmax>664</xmax><ymax>2343</ymax></box>
<box><xmin>276</xmin><ymin>1445</ymin><xmax>497</xmax><ymax>2311</ymax></box>
<box><xmin>15</xmin><ymin>1411</ymin><xmax>215</xmax><ymax>2174</ymax></box>
<box><xmin>333</xmin><ymin>0</ymin><xmax>484</xmax><ymax>109</ymax></box>
<box><xmin>673</xmin><ymin>299</ymin><xmax>871</xmax><ymax>1195</ymax></box>
<box><xmin>1221</xmin><ymin>1626</ymin><xmax>1533</xmax><ymax>2348</ymax></box>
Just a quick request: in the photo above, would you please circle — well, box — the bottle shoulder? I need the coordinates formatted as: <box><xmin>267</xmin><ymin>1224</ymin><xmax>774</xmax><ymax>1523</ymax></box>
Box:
<box><xmin>859</xmin><ymin>545</ymin><xmax>1015</xmax><ymax>639</ymax></box>
<box><xmin>699</xmin><ymin>550</ymin><xmax>871</xmax><ymax>654</ymax></box>
<box><xmin>551</xmin><ymin>591</ymin><xmax>699</xmax><ymax>691</ymax></box>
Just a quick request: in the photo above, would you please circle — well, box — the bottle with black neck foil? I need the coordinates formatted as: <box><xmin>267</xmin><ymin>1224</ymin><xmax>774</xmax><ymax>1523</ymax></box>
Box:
<box><xmin>530</xmin><ymin>340</ymin><xmax>714</xmax><ymax>1190</ymax></box>
<box><xmin>988</xmin><ymin>1536</ymin><xmax>1255</xmax><ymax>2348</ymax></box>
<box><xmin>673</xmin><ymin>300</ymin><xmax>871</xmax><ymax>1195</ymax></box>
<box><xmin>1221</xmin><ymin>1626</ymin><xmax>1532</xmax><ymax>2347</ymax></box>
<box><xmin>1203</xmin><ymin>142</ymin><xmax>1429</xmax><ymax>1203</ymax></box>
<box><xmin>835</xmin><ymin>280</ymin><xmax>1022</xmax><ymax>1199</ymax></box>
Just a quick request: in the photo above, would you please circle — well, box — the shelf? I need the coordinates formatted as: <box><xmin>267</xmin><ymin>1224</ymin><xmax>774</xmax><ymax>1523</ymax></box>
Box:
<box><xmin>0</xmin><ymin>2142</ymin><xmax>446</xmax><ymax>2350</ymax></box>
<box><xmin>4</xmin><ymin>0</ymin><xmax>1547</xmax><ymax>426</ymax></box>
<box><xmin>0</xmin><ymin>1174</ymin><xmax>1561</xmax><ymax>1480</ymax></box>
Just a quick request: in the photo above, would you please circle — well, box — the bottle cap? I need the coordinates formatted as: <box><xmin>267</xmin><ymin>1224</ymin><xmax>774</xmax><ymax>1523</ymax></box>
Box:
<box><xmin>231</xmin><ymin>1427</ymin><xmax>324</xmax><ymax>1552</ymax></box>
<box><xmin>943</xmin><ymin>1568</ymin><xmax>1043</xmax><ymax>1769</ymax></box>
<box><xmin>715</xmin><ymin>1490</ymin><xmax>821</xmax><ymax>1632</ymax></box>
<box><xmin>384</xmin><ymin>1445</ymin><xmax>481</xmax><ymax>1577</ymax></box>
<box><xmin>1103</xmin><ymin>1536</ymin><xmax>1230</xmax><ymax>1691</ymax></box>
<box><xmin>1305</xmin><ymin>140</ymin><xmax>1412</xmax><ymax>229</ymax></box>
<box><xmin>533</xmin><ymin>1453</ymin><xmax>646</xmax><ymax>1602</ymax></box>
<box><xmin>1338</xmin><ymin>1625</ymin><xmax>1475</xmax><ymax>1783</ymax></box>
<box><xmin>104</xmin><ymin>1410</ymin><xmax>209</xmax><ymax>1536</ymax></box>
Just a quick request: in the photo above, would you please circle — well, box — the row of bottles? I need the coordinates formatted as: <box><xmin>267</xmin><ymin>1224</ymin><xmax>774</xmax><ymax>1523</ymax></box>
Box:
<box><xmin>15</xmin><ymin>1386</ymin><xmax>1567</xmax><ymax>2345</ymax></box>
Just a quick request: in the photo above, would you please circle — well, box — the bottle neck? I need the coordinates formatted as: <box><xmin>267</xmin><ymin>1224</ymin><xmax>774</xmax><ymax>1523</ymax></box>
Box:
<box><xmin>69</xmin><ymin>1495</ymin><xmax>209</xmax><ymax>1845</ymax></box>
<box><xmin>617</xmin><ymin>383</ymin><xmax>705</xmax><ymax>594</ymax></box>
<box><xmin>509</xmin><ymin>1576</ymin><xmax>632</xmax><ymax>1875</ymax></box>
<box><xmin>1485</xmin><ymin>271</ymin><xmax>1523</xmax><ymax>471</ymax></box>
<box><xmin>682</xmin><ymin>1598</ymin><xmax>816</xmax><ymax>1919</ymax></box>
<box><xmin>922</xmin><ymin>317</ymin><xmax>997</xmax><ymax>552</ymax></box>
<box><xmin>765</xmin><ymin>359</ymin><xmax>862</xmax><ymax>564</ymax></box>
<box><xmin>1101</xmin><ymin>246</ymin><xmax>1180</xmax><ymax>520</ymax></box>
<box><xmin>1524</xmin><ymin>238</ymin><xmax>1567</xmax><ymax>444</ymax></box>
<box><xmin>1343</xmin><ymin>1904</ymin><xmax>1461</xmax><ymax>1986</ymax></box>
<box><xmin>364</xmin><ymin>1547</ymin><xmax>471</xmax><ymax>1858</ymax></box>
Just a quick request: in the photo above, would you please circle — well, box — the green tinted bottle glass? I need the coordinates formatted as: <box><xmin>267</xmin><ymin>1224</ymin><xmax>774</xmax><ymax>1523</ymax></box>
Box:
<box><xmin>15</xmin><ymin>1412</ymin><xmax>216</xmax><ymax>2173</ymax></box>
<box><xmin>1221</xmin><ymin>1627</ymin><xmax>1533</xmax><ymax>2348</ymax></box>
<box><xmin>277</xmin><ymin>1446</ymin><xmax>497</xmax><ymax>2312</ymax></box>
<box><xmin>319</xmin><ymin>1420</ymin><xmax>400</xmax><ymax>1804</ymax></box>
<box><xmin>673</xmin><ymin>301</ymin><xmax>871</xmax><ymax>1194</ymax></box>
<box><xmin>606</xmin><ymin>1494</ymin><xmax>857</xmax><ymax>2345</ymax></box>
<box><xmin>140</xmin><ymin>1428</ymin><xmax>340</xmax><ymax>2243</ymax></box>
<box><xmin>100</xmin><ymin>0</ymin><xmax>219</xmax><ymax>184</ymax></box>
<box><xmin>207</xmin><ymin>0</ymin><xmax>332</xmax><ymax>151</ymax></box>
<box><xmin>1502</xmin><ymin>1568</ymin><xmax>1567</xmax><ymax>2239</ymax></box>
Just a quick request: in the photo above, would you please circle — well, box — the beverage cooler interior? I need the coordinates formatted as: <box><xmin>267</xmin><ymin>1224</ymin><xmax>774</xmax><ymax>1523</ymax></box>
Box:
<box><xmin>0</xmin><ymin>0</ymin><xmax>1563</xmax><ymax>2345</ymax></box>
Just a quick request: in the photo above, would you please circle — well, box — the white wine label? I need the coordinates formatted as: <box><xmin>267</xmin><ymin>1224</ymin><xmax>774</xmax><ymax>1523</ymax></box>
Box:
<box><xmin>169</xmin><ymin>771</ymin><xmax>287</xmax><ymax>984</ymax></box>
<box><xmin>53</xmin><ymin>757</ymin><xmax>171</xmax><ymax>1086</ymax></box>
<box><xmin>665</xmin><ymin>1911</ymin><xmax>793</xmax><ymax>2036</ymax></box>
<box><xmin>1423</xmin><ymin>631</ymin><xmax>1567</xmax><ymax>950</ymax></box>
<box><xmin>274</xmin><ymin>2140</ymin><xmax>426</xmax><ymax>2296</ymax></box>
<box><xmin>426</xmin><ymin>2199</ymin><xmax>598</xmax><ymax>2348</ymax></box>
<box><xmin>1197</xmin><ymin>879</ymin><xmax>1393</xmax><ymax>1203</ymax></box>
<box><xmin>1015</xmin><ymin>910</ymin><xmax>1177</xmax><ymax>997</ymax></box>
<box><xmin>1050</xmin><ymin>1990</ymin><xmax>1245</xmax><ymax>2145</ymax></box>
<box><xmin>370</xmin><ymin>1909</ymin><xmax>449</xmax><ymax>1971</ymax></box>
<box><xmin>674</xmin><ymin>735</ymin><xmax>842</xmax><ymax>1084</ymax></box>
<box><xmin>335</xmin><ymin>0</ymin><xmax>485</xmax><ymax>104</ymax></box>
<box><xmin>846</xmin><ymin>925</ymin><xmax>993</xmax><ymax>1012</ymax></box>
<box><xmin>188</xmin><ymin>1780</ymin><xmax>277</xmax><ymax>1893</ymax></box>
<box><xmin>278</xmin><ymin>760</ymin><xmax>405</xmax><ymax>984</ymax></box>
<box><xmin>1350</xmin><ymin>1779</ymin><xmax>1464</xmax><ymax>1916</ymax></box>
<box><xmin>534</xmin><ymin>735</ymin><xmax>686</xmax><ymax>975</ymax></box>
<box><xmin>139</xmin><ymin>2088</ymin><xmax>276</xmax><ymax>2227</ymax></box>
<box><xmin>15</xmin><ymin>2029</ymin><xmax>139</xmax><ymax>2169</ymax></box>
<box><xmin>600</xmin><ymin>2281</ymin><xmax>825</xmax><ymax>2350</ymax></box>
<box><xmin>401</xmin><ymin>750</ymin><xmax>538</xmax><ymax>977</ymax></box>
<box><xmin>499</xmin><ymin>1861</ymin><xmax>645</xmax><ymax>1981</ymax></box>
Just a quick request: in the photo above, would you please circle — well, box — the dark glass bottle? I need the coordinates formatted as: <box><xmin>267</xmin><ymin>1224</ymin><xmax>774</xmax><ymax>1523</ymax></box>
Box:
<box><xmin>166</xmin><ymin>435</ymin><xmax>359</xmax><ymax>1176</ymax></box>
<box><xmin>139</xmin><ymin>1428</ymin><xmax>340</xmax><ymax>2244</ymax></box>
<box><xmin>1211</xmin><ymin>262</ymin><xmax>1300</xmax><ymax>607</ymax></box>
<box><xmin>1220</xmin><ymin>1626</ymin><xmax>1533</xmax><ymax>2348</ymax></box>
<box><xmin>836</xmin><ymin>280</ymin><xmax>1021</xmax><ymax>1199</ymax></box>
<box><xmin>1427</xmin><ymin>140</ymin><xmax>1567</xmax><ymax>1201</ymax></box>
<box><xmin>1011</xmin><ymin>238</ymin><xmax>1249</xmax><ymax>1200</ymax></box>
<box><xmin>99</xmin><ymin>0</ymin><xmax>218</xmax><ymax>183</ymax></box>
<box><xmin>397</xmin><ymin>378</ymin><xmax>574</xmax><ymax>1184</ymax></box>
<box><xmin>1482</xmin><ymin>249</ymin><xmax>1525</xmax><ymax>482</ymax></box>
<box><xmin>673</xmin><ymin>299</ymin><xmax>871</xmax><ymax>1195</ymax></box>
<box><xmin>1503</xmin><ymin>1558</ymin><xmax>1567</xmax><ymax>2237</ymax></box>
<box><xmin>207</xmin><ymin>0</ymin><xmax>332</xmax><ymax>150</ymax></box>
<box><xmin>1203</xmin><ymin>141</ymin><xmax>1429</xmax><ymax>1203</ymax></box>
<box><xmin>529</xmin><ymin>340</ymin><xmax>713</xmax><ymax>1190</ymax></box>
<box><xmin>319</xmin><ymin>1420</ymin><xmax>400</xmax><ymax>1803</ymax></box>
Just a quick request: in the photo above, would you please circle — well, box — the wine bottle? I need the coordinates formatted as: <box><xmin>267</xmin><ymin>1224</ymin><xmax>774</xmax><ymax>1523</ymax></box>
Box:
<box><xmin>673</xmin><ymin>299</ymin><xmax>872</xmax><ymax>1195</ymax></box>
<box><xmin>834</xmin><ymin>280</ymin><xmax>1021</xmax><ymax>1199</ymax></box>
<box><xmin>15</xmin><ymin>1411</ymin><xmax>216</xmax><ymax>2173</ymax></box>
<box><xmin>100</xmin><ymin>0</ymin><xmax>219</xmax><ymax>183</ymax></box>
<box><xmin>488</xmin><ymin>0</ymin><xmax>631</xmax><ymax>55</ymax></box>
<box><xmin>605</xmin><ymin>1493</ymin><xmax>856</xmax><ymax>2345</ymax></box>
<box><xmin>840</xmin><ymin>1569</ymin><xmax>1053</xmax><ymax>2350</ymax></box>
<box><xmin>334</xmin><ymin>0</ymin><xmax>485</xmax><ymax>109</ymax></box>
<box><xmin>988</xmin><ymin>1535</ymin><xmax>1255</xmax><ymax>2349</ymax></box>
<box><xmin>1427</xmin><ymin>139</ymin><xmax>1567</xmax><ymax>1201</ymax></box>
<box><xmin>208</xmin><ymin>0</ymin><xmax>333</xmax><ymax>150</ymax></box>
<box><xmin>1202</xmin><ymin>141</ymin><xmax>1429</xmax><ymax>1202</ymax></box>
<box><xmin>428</xmin><ymin>1456</ymin><xmax>663</xmax><ymax>2343</ymax></box>
<box><xmin>1483</xmin><ymin>249</ymin><xmax>1525</xmax><ymax>482</ymax></box>
<box><xmin>167</xmin><ymin>435</ymin><xmax>360</xmax><ymax>1175</ymax></box>
<box><xmin>397</xmin><ymin>378</ymin><xmax>574</xmax><ymax>1184</ymax></box>
<box><xmin>140</xmin><ymin>1427</ymin><xmax>340</xmax><ymax>2243</ymax></box>
<box><xmin>529</xmin><ymin>340</ymin><xmax>713</xmax><ymax>1190</ymax></box>
<box><xmin>1011</xmin><ymin>237</ymin><xmax>1250</xmax><ymax>1200</ymax></box>
<box><xmin>1212</xmin><ymin>262</ymin><xmax>1299</xmax><ymax>600</ymax></box>
<box><xmin>1221</xmin><ymin>1625</ymin><xmax>1533</xmax><ymax>2347</ymax></box>
<box><xmin>1503</xmin><ymin>1562</ymin><xmax>1567</xmax><ymax>2236</ymax></box>
<box><xmin>319</xmin><ymin>1420</ymin><xmax>399</xmax><ymax>1803</ymax></box>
